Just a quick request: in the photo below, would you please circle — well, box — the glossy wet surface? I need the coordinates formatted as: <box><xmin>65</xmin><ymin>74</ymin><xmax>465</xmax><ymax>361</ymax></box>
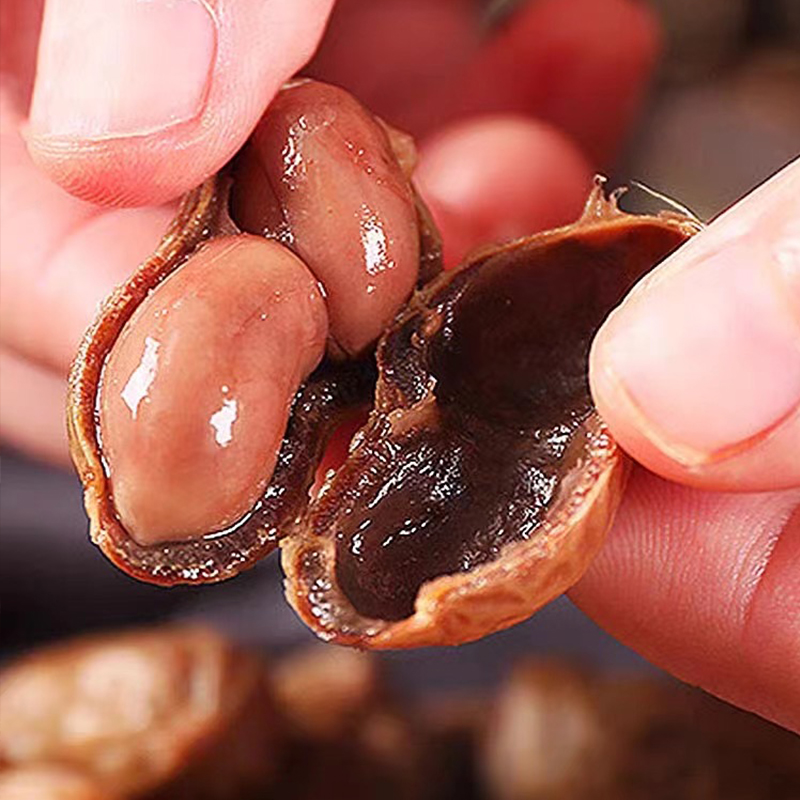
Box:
<box><xmin>335</xmin><ymin>221</ymin><xmax>688</xmax><ymax>620</ymax></box>
<box><xmin>230</xmin><ymin>80</ymin><xmax>420</xmax><ymax>356</ymax></box>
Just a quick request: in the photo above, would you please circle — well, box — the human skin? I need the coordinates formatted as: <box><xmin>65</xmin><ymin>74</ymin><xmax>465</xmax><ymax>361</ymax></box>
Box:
<box><xmin>0</xmin><ymin>0</ymin><xmax>796</xmax><ymax>732</ymax></box>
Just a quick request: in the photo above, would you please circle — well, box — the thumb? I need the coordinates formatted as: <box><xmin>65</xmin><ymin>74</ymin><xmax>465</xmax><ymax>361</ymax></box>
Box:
<box><xmin>590</xmin><ymin>158</ymin><xmax>800</xmax><ymax>491</ymax></box>
<box><xmin>25</xmin><ymin>0</ymin><xmax>334</xmax><ymax>206</ymax></box>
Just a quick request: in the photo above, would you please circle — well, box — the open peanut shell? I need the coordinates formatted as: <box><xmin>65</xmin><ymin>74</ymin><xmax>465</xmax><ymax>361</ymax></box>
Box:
<box><xmin>67</xmin><ymin>171</ymin><xmax>385</xmax><ymax>584</ymax></box>
<box><xmin>67</xmin><ymin>80</ymin><xmax>699</xmax><ymax>648</ymax></box>
<box><xmin>283</xmin><ymin>184</ymin><xmax>699</xmax><ymax>647</ymax></box>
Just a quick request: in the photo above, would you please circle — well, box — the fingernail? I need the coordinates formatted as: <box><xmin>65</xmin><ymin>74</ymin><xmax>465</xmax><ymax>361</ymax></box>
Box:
<box><xmin>29</xmin><ymin>0</ymin><xmax>216</xmax><ymax>139</ymax></box>
<box><xmin>597</xmin><ymin>168</ymin><xmax>800</xmax><ymax>464</ymax></box>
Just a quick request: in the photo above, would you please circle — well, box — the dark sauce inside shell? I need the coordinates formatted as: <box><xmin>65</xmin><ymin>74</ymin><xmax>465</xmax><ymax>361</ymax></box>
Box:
<box><xmin>333</xmin><ymin>220</ymin><xmax>688</xmax><ymax>621</ymax></box>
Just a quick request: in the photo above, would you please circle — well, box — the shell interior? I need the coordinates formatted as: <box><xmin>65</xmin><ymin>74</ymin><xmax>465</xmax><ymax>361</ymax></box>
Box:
<box><xmin>308</xmin><ymin>213</ymin><xmax>691</xmax><ymax>623</ymax></box>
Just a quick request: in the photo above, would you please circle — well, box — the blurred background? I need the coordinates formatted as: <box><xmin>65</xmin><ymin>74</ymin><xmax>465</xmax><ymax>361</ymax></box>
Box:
<box><xmin>1</xmin><ymin>0</ymin><xmax>799</xmax><ymax>696</ymax></box>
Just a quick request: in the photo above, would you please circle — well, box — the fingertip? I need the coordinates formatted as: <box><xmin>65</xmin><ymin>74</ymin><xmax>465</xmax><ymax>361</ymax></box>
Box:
<box><xmin>460</xmin><ymin>0</ymin><xmax>663</xmax><ymax>166</ymax></box>
<box><xmin>415</xmin><ymin>115</ymin><xmax>593</xmax><ymax>266</ymax></box>
<box><xmin>590</xmin><ymin>161</ymin><xmax>800</xmax><ymax>492</ymax></box>
<box><xmin>25</xmin><ymin>134</ymin><xmax>223</xmax><ymax>207</ymax></box>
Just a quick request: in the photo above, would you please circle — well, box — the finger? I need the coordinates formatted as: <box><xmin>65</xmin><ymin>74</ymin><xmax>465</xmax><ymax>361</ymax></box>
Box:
<box><xmin>414</xmin><ymin>115</ymin><xmax>593</xmax><ymax>266</ymax></box>
<box><xmin>0</xmin><ymin>0</ymin><xmax>44</xmax><ymax>107</ymax></box>
<box><xmin>0</xmin><ymin>349</ymin><xmax>70</xmax><ymax>466</ymax></box>
<box><xmin>0</xmin><ymin>91</ymin><xmax>174</xmax><ymax>371</ymax></box>
<box><xmin>453</xmin><ymin>0</ymin><xmax>661</xmax><ymax>166</ymax></box>
<box><xmin>7</xmin><ymin>204</ymin><xmax>176</xmax><ymax>372</ymax></box>
<box><xmin>312</xmin><ymin>0</ymin><xmax>660</xmax><ymax>167</ymax></box>
<box><xmin>569</xmin><ymin>466</ymin><xmax>800</xmax><ymax>734</ymax></box>
<box><xmin>308</xmin><ymin>0</ymin><xmax>477</xmax><ymax>128</ymax></box>
<box><xmin>25</xmin><ymin>0</ymin><xmax>334</xmax><ymax>206</ymax></box>
<box><xmin>590</xmin><ymin>159</ymin><xmax>800</xmax><ymax>491</ymax></box>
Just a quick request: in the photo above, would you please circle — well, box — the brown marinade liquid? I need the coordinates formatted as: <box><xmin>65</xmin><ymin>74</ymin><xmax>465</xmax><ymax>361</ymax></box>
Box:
<box><xmin>336</xmin><ymin>223</ymin><xmax>687</xmax><ymax>620</ymax></box>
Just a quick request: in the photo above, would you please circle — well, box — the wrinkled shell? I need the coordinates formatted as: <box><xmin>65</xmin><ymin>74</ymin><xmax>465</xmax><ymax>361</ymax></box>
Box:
<box><xmin>67</xmin><ymin>79</ymin><xmax>701</xmax><ymax>650</ymax></box>
<box><xmin>283</xmin><ymin>188</ymin><xmax>699</xmax><ymax>648</ymax></box>
<box><xmin>0</xmin><ymin>627</ymin><xmax>279</xmax><ymax>799</ymax></box>
<box><xmin>4</xmin><ymin>627</ymin><xmax>798</xmax><ymax>799</ymax></box>
<box><xmin>284</xmin><ymin>417</ymin><xmax>625</xmax><ymax>648</ymax></box>
<box><xmin>67</xmin><ymin>173</ymin><xmax>383</xmax><ymax>584</ymax></box>
<box><xmin>68</xmin><ymin>82</ymin><xmax>440</xmax><ymax>587</ymax></box>
<box><xmin>272</xmin><ymin>646</ymin><xmax>384</xmax><ymax>740</ymax></box>
<box><xmin>482</xmin><ymin>660</ymin><xmax>800</xmax><ymax>800</ymax></box>
<box><xmin>271</xmin><ymin>646</ymin><xmax>425</xmax><ymax>800</ymax></box>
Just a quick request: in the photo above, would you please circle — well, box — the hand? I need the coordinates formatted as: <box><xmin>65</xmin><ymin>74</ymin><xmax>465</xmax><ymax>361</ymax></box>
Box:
<box><xmin>0</xmin><ymin>0</ymin><xmax>335</xmax><ymax>464</ymax></box>
<box><xmin>10</xmin><ymin>0</ymin><xmax>794</xmax><ymax>737</ymax></box>
<box><xmin>0</xmin><ymin>0</ymin><xmax>657</xmax><ymax>464</ymax></box>
<box><xmin>573</xmin><ymin>157</ymin><xmax>800</xmax><ymax>733</ymax></box>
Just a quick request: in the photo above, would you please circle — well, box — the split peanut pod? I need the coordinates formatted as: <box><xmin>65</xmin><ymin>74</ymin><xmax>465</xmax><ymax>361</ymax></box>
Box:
<box><xmin>68</xmin><ymin>79</ymin><xmax>435</xmax><ymax>585</ymax></box>
<box><xmin>67</xmin><ymin>79</ymin><xmax>699</xmax><ymax>648</ymax></box>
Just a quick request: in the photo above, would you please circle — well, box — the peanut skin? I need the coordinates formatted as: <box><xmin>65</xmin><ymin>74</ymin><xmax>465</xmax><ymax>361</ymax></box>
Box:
<box><xmin>99</xmin><ymin>235</ymin><xmax>328</xmax><ymax>545</ymax></box>
<box><xmin>230</xmin><ymin>80</ymin><xmax>420</xmax><ymax>357</ymax></box>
